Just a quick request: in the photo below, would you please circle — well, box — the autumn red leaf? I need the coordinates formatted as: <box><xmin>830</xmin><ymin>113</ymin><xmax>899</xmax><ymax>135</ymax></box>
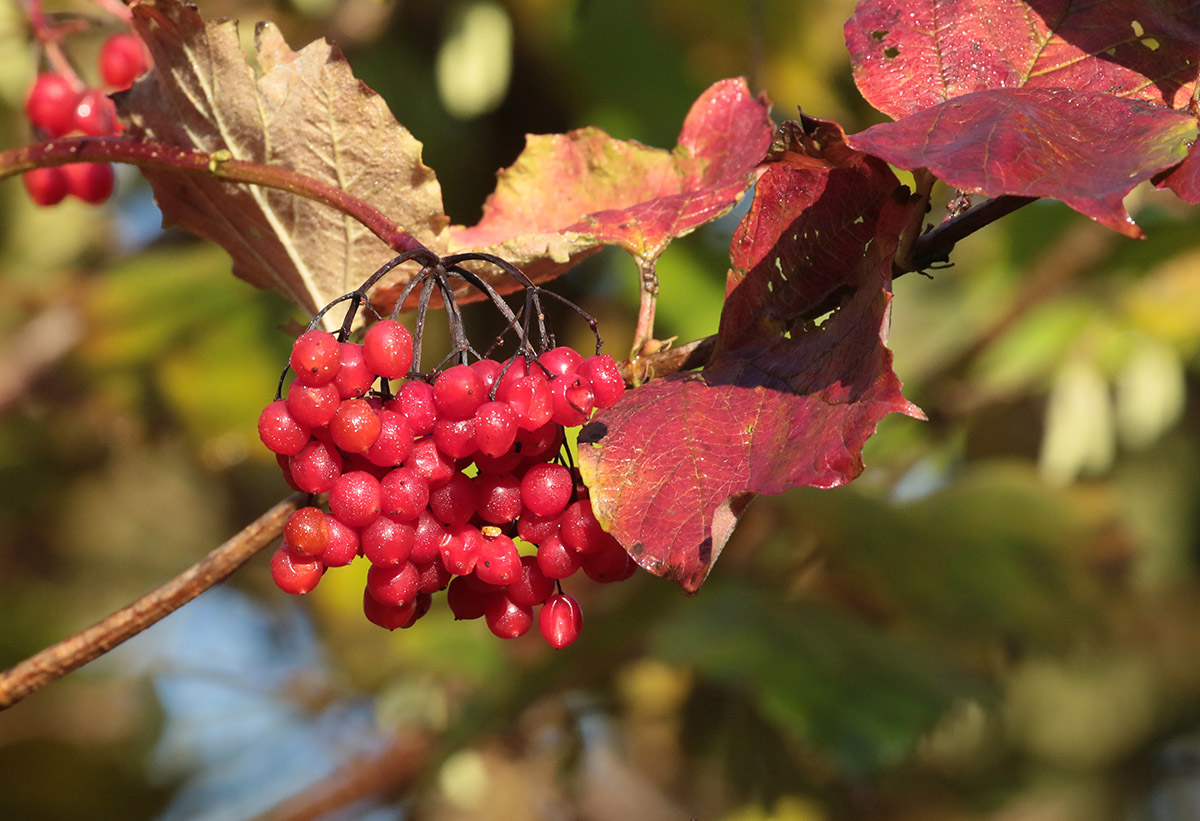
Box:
<box><xmin>846</xmin><ymin>0</ymin><xmax>1200</xmax><ymax>121</ymax></box>
<box><xmin>117</xmin><ymin>0</ymin><xmax>773</xmax><ymax>319</ymax></box>
<box><xmin>849</xmin><ymin>88</ymin><xmax>1197</xmax><ymax>237</ymax></box>
<box><xmin>1156</xmin><ymin>141</ymin><xmax>1200</xmax><ymax>203</ymax></box>
<box><xmin>579</xmin><ymin>119</ymin><xmax>923</xmax><ymax>593</ymax></box>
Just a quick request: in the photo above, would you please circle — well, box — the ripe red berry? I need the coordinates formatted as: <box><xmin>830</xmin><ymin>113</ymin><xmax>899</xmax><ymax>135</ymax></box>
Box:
<box><xmin>432</xmin><ymin>416</ymin><xmax>476</xmax><ymax>460</ymax></box>
<box><xmin>539</xmin><ymin>594</ymin><xmax>583</xmax><ymax>648</ymax></box>
<box><xmin>271</xmin><ymin>545</ymin><xmax>324</xmax><ymax>595</ymax></box>
<box><xmin>286</xmin><ymin>380</ymin><xmax>340</xmax><ymax>428</ymax></box>
<box><xmin>433</xmin><ymin>364</ymin><xmax>487</xmax><ymax>419</ymax></box>
<box><xmin>284</xmin><ymin>506</ymin><xmax>331</xmax><ymax>556</ymax></box>
<box><xmin>363</xmin><ymin>588</ymin><xmax>422</xmax><ymax>630</ymax></box>
<box><xmin>578</xmin><ymin>355</ymin><xmax>625</xmax><ymax>409</ymax></box>
<box><xmin>416</xmin><ymin>558</ymin><xmax>452</xmax><ymax>594</ymax></box>
<box><xmin>22</xmin><ymin>167</ymin><xmax>68</xmax><ymax>207</ymax></box>
<box><xmin>428</xmin><ymin>471</ymin><xmax>477</xmax><ymax>526</ymax></box>
<box><xmin>469</xmin><ymin>358</ymin><xmax>504</xmax><ymax>392</ymax></box>
<box><xmin>475</xmin><ymin>472</ymin><xmax>523</xmax><ymax>525</ymax></box>
<box><xmin>485</xmin><ymin>594</ymin><xmax>535</xmax><ymax>639</ymax></box>
<box><xmin>380</xmin><ymin>466</ymin><xmax>430</xmax><ymax>521</ymax></box>
<box><xmin>290</xmin><ymin>329</ymin><xmax>341</xmax><ymax>386</ymax></box>
<box><xmin>366</xmin><ymin>560</ymin><xmax>420</xmax><ymax>606</ymax></box>
<box><xmin>507</xmin><ymin>555</ymin><xmax>555</xmax><ymax>607</ymax></box>
<box><xmin>538</xmin><ymin>346</ymin><xmax>584</xmax><ymax>377</ymax></box>
<box><xmin>549</xmin><ymin>373</ymin><xmax>596</xmax><ymax>427</ymax></box>
<box><xmin>362</xmin><ymin>514</ymin><xmax>416</xmax><ymax>566</ymax></box>
<box><xmin>580</xmin><ymin>540</ymin><xmax>637</xmax><ymax>583</ymax></box>
<box><xmin>289</xmin><ymin>438</ymin><xmax>344</xmax><ymax>494</ymax></box>
<box><xmin>499</xmin><ymin>371</ymin><xmax>554</xmax><ymax>431</ymax></box>
<box><xmin>334</xmin><ymin>342</ymin><xmax>374</xmax><ymax>398</ymax></box>
<box><xmin>363</xmin><ymin>320</ymin><xmax>414</xmax><ymax>379</ymax></box>
<box><xmin>25</xmin><ymin>73</ymin><xmax>80</xmax><ymax>137</ymax></box>
<box><xmin>328</xmin><ymin>470</ymin><xmax>382</xmax><ymax>528</ymax></box>
<box><xmin>365</xmin><ymin>410</ymin><xmax>414</xmax><ymax>467</ymax></box>
<box><xmin>391</xmin><ymin>380</ymin><xmax>438</xmax><ymax>436</ymax></box>
<box><xmin>62</xmin><ymin>163</ymin><xmax>115</xmax><ymax>205</ymax></box>
<box><xmin>518</xmin><ymin>510</ymin><xmax>562</xmax><ymax>545</ymax></box>
<box><xmin>72</xmin><ymin>90</ymin><xmax>118</xmax><ymax>136</ymax></box>
<box><xmin>329</xmin><ymin>398</ymin><xmax>382</xmax><ymax>454</ymax></box>
<box><xmin>99</xmin><ymin>32</ymin><xmax>150</xmax><ymax>90</ymax></box>
<box><xmin>520</xmin><ymin>463</ymin><xmax>573</xmax><ymax>517</ymax></box>
<box><xmin>404</xmin><ymin>437</ymin><xmax>455</xmax><ymax>488</ymax></box>
<box><xmin>535</xmin><ymin>533</ymin><xmax>581</xmax><ymax>579</ymax></box>
<box><xmin>447</xmin><ymin>574</ymin><xmax>496</xmax><ymax>620</ymax></box>
<box><xmin>258</xmin><ymin>400</ymin><xmax>311</xmax><ymax>455</ymax></box>
<box><xmin>474</xmin><ymin>533</ymin><xmax>521</xmax><ymax>586</ymax></box>
<box><xmin>474</xmin><ymin>401</ymin><xmax>518</xmax><ymax>458</ymax></box>
<box><xmin>410</xmin><ymin>510</ymin><xmax>447</xmax><ymax>564</ymax></box>
<box><xmin>440</xmin><ymin>523</ymin><xmax>483</xmax><ymax>575</ymax></box>
<box><xmin>320</xmin><ymin>516</ymin><xmax>360</xmax><ymax>567</ymax></box>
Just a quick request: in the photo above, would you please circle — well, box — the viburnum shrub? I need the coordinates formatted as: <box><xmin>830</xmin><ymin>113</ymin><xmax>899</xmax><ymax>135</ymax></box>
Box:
<box><xmin>257</xmin><ymin>250</ymin><xmax>630</xmax><ymax>646</ymax></box>
<box><xmin>3</xmin><ymin>0</ymin><xmax>1200</xmax><ymax>700</ymax></box>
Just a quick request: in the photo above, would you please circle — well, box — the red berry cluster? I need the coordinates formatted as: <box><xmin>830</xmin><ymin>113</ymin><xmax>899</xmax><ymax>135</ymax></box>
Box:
<box><xmin>21</xmin><ymin>33</ymin><xmax>151</xmax><ymax>207</ymax></box>
<box><xmin>257</xmin><ymin>321</ymin><xmax>630</xmax><ymax>649</ymax></box>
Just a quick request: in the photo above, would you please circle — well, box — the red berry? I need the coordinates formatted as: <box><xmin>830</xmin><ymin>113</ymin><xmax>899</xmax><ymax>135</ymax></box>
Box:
<box><xmin>499</xmin><ymin>371</ymin><xmax>554</xmax><ymax>431</ymax></box>
<box><xmin>515</xmin><ymin>420</ymin><xmax>562</xmax><ymax>463</ymax></box>
<box><xmin>469</xmin><ymin>358</ymin><xmax>504</xmax><ymax>393</ymax></box>
<box><xmin>538</xmin><ymin>346</ymin><xmax>583</xmax><ymax>377</ymax></box>
<box><xmin>329</xmin><ymin>398</ymin><xmax>382</xmax><ymax>454</ymax></box>
<box><xmin>433</xmin><ymin>364</ymin><xmax>487</xmax><ymax>419</ymax></box>
<box><xmin>539</xmin><ymin>594</ymin><xmax>583</xmax><ymax>648</ymax></box>
<box><xmin>290</xmin><ymin>329</ymin><xmax>341</xmax><ymax>386</ymax></box>
<box><xmin>361</xmin><ymin>514</ymin><xmax>416</xmax><ymax>566</ymax></box>
<box><xmin>366</xmin><ymin>560</ymin><xmax>421</xmax><ymax>606</ymax></box>
<box><xmin>485</xmin><ymin>595</ymin><xmax>534</xmax><ymax>639</ymax></box>
<box><xmin>99</xmin><ymin>33</ymin><xmax>149</xmax><ymax>90</ymax></box>
<box><xmin>22</xmin><ymin>167</ymin><xmax>68</xmax><ymax>206</ymax></box>
<box><xmin>447</xmin><ymin>574</ymin><xmax>496</xmax><ymax>620</ymax></box>
<box><xmin>474</xmin><ymin>401</ymin><xmax>518</xmax><ymax>458</ymax></box>
<box><xmin>380</xmin><ymin>466</ymin><xmax>430</xmax><ymax>521</ymax></box>
<box><xmin>62</xmin><ymin>163</ymin><xmax>115</xmax><ymax>205</ymax></box>
<box><xmin>440</xmin><ymin>524</ymin><xmax>483</xmax><ymax>575</ymax></box>
<box><xmin>334</xmin><ymin>342</ymin><xmax>374</xmax><ymax>398</ymax></box>
<box><xmin>473</xmin><ymin>447</ymin><xmax>523</xmax><ymax>475</ymax></box>
<box><xmin>410</xmin><ymin>510</ymin><xmax>447</xmax><ymax>564</ymax></box>
<box><xmin>258</xmin><ymin>400</ymin><xmax>311</xmax><ymax>455</ymax></box>
<box><xmin>518</xmin><ymin>510</ymin><xmax>561</xmax><ymax>545</ymax></box>
<box><xmin>404</xmin><ymin>437</ymin><xmax>455</xmax><ymax>488</ymax></box>
<box><xmin>416</xmin><ymin>557</ymin><xmax>452</xmax><ymax>594</ymax></box>
<box><xmin>365</xmin><ymin>410</ymin><xmax>413</xmax><ymax>467</ymax></box>
<box><xmin>72</xmin><ymin>90</ymin><xmax>118</xmax><ymax>136</ymax></box>
<box><xmin>363</xmin><ymin>320</ymin><xmax>414</xmax><ymax>379</ymax></box>
<box><xmin>507</xmin><ymin>555</ymin><xmax>555</xmax><ymax>607</ymax></box>
<box><xmin>535</xmin><ymin>533</ymin><xmax>581</xmax><ymax>579</ymax></box>
<box><xmin>580</xmin><ymin>540</ymin><xmax>637</xmax><ymax>583</ymax></box>
<box><xmin>391</xmin><ymin>380</ymin><xmax>438</xmax><ymax>436</ymax></box>
<box><xmin>428</xmin><ymin>471</ymin><xmax>477</xmax><ymax>526</ymax></box>
<box><xmin>432</xmin><ymin>415</ymin><xmax>476</xmax><ymax>460</ymax></box>
<box><xmin>578</xmin><ymin>355</ymin><xmax>625</xmax><ymax>409</ymax></box>
<box><xmin>25</xmin><ymin>73</ymin><xmax>80</xmax><ymax>137</ymax></box>
<box><xmin>271</xmin><ymin>545</ymin><xmax>324</xmax><ymax>595</ymax></box>
<box><xmin>284</xmin><ymin>506</ymin><xmax>330</xmax><ymax>556</ymax></box>
<box><xmin>549</xmin><ymin>373</ymin><xmax>595</xmax><ymax>427</ymax></box>
<box><xmin>286</xmin><ymin>380</ymin><xmax>340</xmax><ymax>428</ymax></box>
<box><xmin>561</xmin><ymin>499</ymin><xmax>610</xmax><ymax>554</ymax></box>
<box><xmin>474</xmin><ymin>533</ymin><xmax>521</xmax><ymax>586</ymax></box>
<box><xmin>476</xmin><ymin>472</ymin><xmax>523</xmax><ymax>525</ymax></box>
<box><xmin>289</xmin><ymin>438</ymin><xmax>343</xmax><ymax>494</ymax></box>
<box><xmin>320</xmin><ymin>516</ymin><xmax>360</xmax><ymax>567</ymax></box>
<box><xmin>328</xmin><ymin>470</ymin><xmax>382</xmax><ymax>527</ymax></box>
<box><xmin>520</xmin><ymin>463</ymin><xmax>573</xmax><ymax>517</ymax></box>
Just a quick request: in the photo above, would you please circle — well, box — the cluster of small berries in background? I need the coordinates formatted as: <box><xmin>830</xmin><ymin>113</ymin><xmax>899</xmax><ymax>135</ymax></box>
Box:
<box><xmin>257</xmin><ymin>313</ymin><xmax>631</xmax><ymax>649</ymax></box>
<box><xmin>22</xmin><ymin>31</ymin><xmax>150</xmax><ymax>207</ymax></box>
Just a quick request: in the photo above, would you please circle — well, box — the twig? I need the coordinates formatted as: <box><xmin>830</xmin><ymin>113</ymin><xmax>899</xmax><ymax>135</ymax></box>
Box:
<box><xmin>893</xmin><ymin>168</ymin><xmax>935</xmax><ymax>271</ymax></box>
<box><xmin>630</xmin><ymin>256</ymin><xmax>660</xmax><ymax>358</ymax></box>
<box><xmin>250</xmin><ymin>732</ymin><xmax>433</xmax><ymax>821</ymax></box>
<box><xmin>0</xmin><ymin>492</ymin><xmax>304</xmax><ymax>711</ymax></box>
<box><xmin>902</xmin><ymin>194</ymin><xmax>1038</xmax><ymax>274</ymax></box>
<box><xmin>0</xmin><ymin>137</ymin><xmax>428</xmax><ymax>255</ymax></box>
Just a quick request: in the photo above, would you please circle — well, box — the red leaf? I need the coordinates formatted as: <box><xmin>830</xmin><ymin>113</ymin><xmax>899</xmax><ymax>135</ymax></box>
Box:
<box><xmin>1156</xmin><ymin>140</ymin><xmax>1200</xmax><ymax>202</ymax></box>
<box><xmin>847</xmin><ymin>0</ymin><xmax>1200</xmax><ymax>121</ymax></box>
<box><xmin>579</xmin><ymin>120</ymin><xmax>923</xmax><ymax>593</ymax></box>
<box><xmin>848</xmin><ymin>88</ymin><xmax>1197</xmax><ymax>237</ymax></box>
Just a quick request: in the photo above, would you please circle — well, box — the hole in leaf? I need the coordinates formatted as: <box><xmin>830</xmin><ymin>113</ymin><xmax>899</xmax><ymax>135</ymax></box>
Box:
<box><xmin>1131</xmin><ymin>20</ymin><xmax>1144</xmax><ymax>37</ymax></box>
<box><xmin>1142</xmin><ymin>37</ymin><xmax>1161</xmax><ymax>50</ymax></box>
<box><xmin>810</xmin><ymin>308</ymin><xmax>836</xmax><ymax>328</ymax></box>
<box><xmin>883</xmin><ymin>46</ymin><xmax>900</xmax><ymax>59</ymax></box>
<box><xmin>871</xmin><ymin>29</ymin><xmax>888</xmax><ymax>40</ymax></box>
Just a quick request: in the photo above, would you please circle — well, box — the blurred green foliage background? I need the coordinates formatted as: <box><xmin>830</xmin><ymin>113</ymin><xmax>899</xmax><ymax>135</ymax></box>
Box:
<box><xmin>3</xmin><ymin>1</ymin><xmax>1200</xmax><ymax>819</ymax></box>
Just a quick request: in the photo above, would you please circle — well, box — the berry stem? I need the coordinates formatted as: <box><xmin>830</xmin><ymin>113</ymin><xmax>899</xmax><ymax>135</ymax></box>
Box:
<box><xmin>0</xmin><ymin>492</ymin><xmax>304</xmax><ymax>711</ymax></box>
<box><xmin>22</xmin><ymin>0</ymin><xmax>88</xmax><ymax>92</ymax></box>
<box><xmin>0</xmin><ymin>137</ymin><xmax>430</xmax><ymax>256</ymax></box>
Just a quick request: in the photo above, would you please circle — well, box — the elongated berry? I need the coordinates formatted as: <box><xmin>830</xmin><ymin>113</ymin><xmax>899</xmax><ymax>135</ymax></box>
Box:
<box><xmin>363</xmin><ymin>320</ymin><xmax>414</xmax><ymax>379</ymax></box>
<box><xmin>539</xmin><ymin>594</ymin><xmax>583</xmax><ymax>648</ymax></box>
<box><xmin>22</xmin><ymin>167</ymin><xmax>68</xmax><ymax>206</ymax></box>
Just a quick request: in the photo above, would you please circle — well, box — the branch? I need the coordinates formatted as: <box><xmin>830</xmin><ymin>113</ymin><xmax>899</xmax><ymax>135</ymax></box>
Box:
<box><xmin>0</xmin><ymin>492</ymin><xmax>304</xmax><ymax>711</ymax></box>
<box><xmin>902</xmin><ymin>194</ymin><xmax>1038</xmax><ymax>274</ymax></box>
<box><xmin>0</xmin><ymin>137</ymin><xmax>428</xmax><ymax>255</ymax></box>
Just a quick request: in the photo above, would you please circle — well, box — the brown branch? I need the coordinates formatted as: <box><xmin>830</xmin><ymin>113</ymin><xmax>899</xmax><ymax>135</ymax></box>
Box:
<box><xmin>0</xmin><ymin>492</ymin><xmax>304</xmax><ymax>711</ymax></box>
<box><xmin>902</xmin><ymin>194</ymin><xmax>1038</xmax><ymax>275</ymax></box>
<box><xmin>250</xmin><ymin>732</ymin><xmax>433</xmax><ymax>821</ymax></box>
<box><xmin>0</xmin><ymin>137</ymin><xmax>428</xmax><ymax>255</ymax></box>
